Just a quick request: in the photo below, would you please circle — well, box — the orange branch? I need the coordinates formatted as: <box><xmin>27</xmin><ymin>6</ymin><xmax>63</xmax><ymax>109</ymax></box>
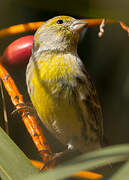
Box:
<box><xmin>81</xmin><ymin>18</ymin><xmax>116</xmax><ymax>27</ymax></box>
<box><xmin>120</xmin><ymin>21</ymin><xmax>129</xmax><ymax>35</ymax></box>
<box><xmin>74</xmin><ymin>171</ymin><xmax>102</xmax><ymax>179</ymax></box>
<box><xmin>0</xmin><ymin>60</ymin><xmax>53</xmax><ymax>169</ymax></box>
<box><xmin>0</xmin><ymin>22</ymin><xmax>44</xmax><ymax>38</ymax></box>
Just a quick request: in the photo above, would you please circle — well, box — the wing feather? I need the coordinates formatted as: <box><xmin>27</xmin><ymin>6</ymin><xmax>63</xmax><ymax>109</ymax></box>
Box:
<box><xmin>77</xmin><ymin>65</ymin><xmax>103</xmax><ymax>144</ymax></box>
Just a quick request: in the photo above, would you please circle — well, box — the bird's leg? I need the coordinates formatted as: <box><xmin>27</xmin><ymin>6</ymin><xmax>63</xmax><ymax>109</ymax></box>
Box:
<box><xmin>40</xmin><ymin>148</ymin><xmax>71</xmax><ymax>171</ymax></box>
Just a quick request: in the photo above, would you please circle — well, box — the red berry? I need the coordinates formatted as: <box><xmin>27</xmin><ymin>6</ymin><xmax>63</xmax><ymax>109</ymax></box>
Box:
<box><xmin>2</xmin><ymin>35</ymin><xmax>34</xmax><ymax>67</ymax></box>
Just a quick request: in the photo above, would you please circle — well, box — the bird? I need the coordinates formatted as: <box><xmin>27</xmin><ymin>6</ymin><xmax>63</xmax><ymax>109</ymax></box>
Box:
<box><xmin>26</xmin><ymin>16</ymin><xmax>103</xmax><ymax>153</ymax></box>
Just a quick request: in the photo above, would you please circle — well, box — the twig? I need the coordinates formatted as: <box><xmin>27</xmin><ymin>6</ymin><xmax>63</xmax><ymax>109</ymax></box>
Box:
<box><xmin>0</xmin><ymin>79</ymin><xmax>9</xmax><ymax>135</ymax></box>
<box><xmin>98</xmin><ymin>19</ymin><xmax>105</xmax><ymax>38</ymax></box>
<box><xmin>0</xmin><ymin>60</ymin><xmax>54</xmax><ymax>169</ymax></box>
<box><xmin>0</xmin><ymin>22</ymin><xmax>44</xmax><ymax>38</ymax></box>
<box><xmin>120</xmin><ymin>22</ymin><xmax>129</xmax><ymax>35</ymax></box>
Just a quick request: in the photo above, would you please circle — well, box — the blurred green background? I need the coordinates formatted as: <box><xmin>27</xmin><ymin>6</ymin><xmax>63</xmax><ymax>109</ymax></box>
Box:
<box><xmin>0</xmin><ymin>0</ymin><xmax>129</xmax><ymax>177</ymax></box>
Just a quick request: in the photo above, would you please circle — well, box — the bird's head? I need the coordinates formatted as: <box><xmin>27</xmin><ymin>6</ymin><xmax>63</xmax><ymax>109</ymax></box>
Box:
<box><xmin>33</xmin><ymin>16</ymin><xmax>88</xmax><ymax>53</ymax></box>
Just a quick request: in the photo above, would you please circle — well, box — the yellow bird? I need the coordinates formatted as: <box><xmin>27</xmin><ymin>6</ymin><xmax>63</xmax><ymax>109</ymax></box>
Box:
<box><xmin>26</xmin><ymin>16</ymin><xmax>103</xmax><ymax>153</ymax></box>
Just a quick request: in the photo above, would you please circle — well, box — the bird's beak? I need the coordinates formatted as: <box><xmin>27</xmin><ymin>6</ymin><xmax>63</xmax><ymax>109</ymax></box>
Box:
<box><xmin>70</xmin><ymin>20</ymin><xmax>88</xmax><ymax>32</ymax></box>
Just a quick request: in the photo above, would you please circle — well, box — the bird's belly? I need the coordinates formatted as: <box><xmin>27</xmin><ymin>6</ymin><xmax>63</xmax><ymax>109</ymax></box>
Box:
<box><xmin>32</xmin><ymin>88</ymin><xmax>83</xmax><ymax>143</ymax></box>
<box><xmin>29</xmin><ymin>76</ymin><xmax>85</xmax><ymax>148</ymax></box>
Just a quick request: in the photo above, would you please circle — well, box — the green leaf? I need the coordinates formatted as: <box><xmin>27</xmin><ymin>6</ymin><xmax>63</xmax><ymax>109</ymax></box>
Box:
<box><xmin>0</xmin><ymin>127</ymin><xmax>38</xmax><ymax>180</ymax></box>
<box><xmin>110</xmin><ymin>160</ymin><xmax>129</xmax><ymax>180</ymax></box>
<box><xmin>26</xmin><ymin>144</ymin><xmax>129</xmax><ymax>180</ymax></box>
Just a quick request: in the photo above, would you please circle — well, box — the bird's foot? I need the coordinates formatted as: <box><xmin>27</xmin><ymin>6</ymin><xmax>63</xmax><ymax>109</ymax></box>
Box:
<box><xmin>11</xmin><ymin>103</ymin><xmax>34</xmax><ymax>115</ymax></box>
<box><xmin>40</xmin><ymin>149</ymin><xmax>71</xmax><ymax>171</ymax></box>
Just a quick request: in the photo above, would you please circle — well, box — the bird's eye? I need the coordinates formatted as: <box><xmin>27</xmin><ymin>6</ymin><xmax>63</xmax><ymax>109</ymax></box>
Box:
<box><xmin>56</xmin><ymin>19</ymin><xmax>64</xmax><ymax>24</ymax></box>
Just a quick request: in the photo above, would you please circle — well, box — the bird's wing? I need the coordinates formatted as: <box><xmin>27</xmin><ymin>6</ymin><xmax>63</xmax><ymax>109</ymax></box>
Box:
<box><xmin>77</xmin><ymin>65</ymin><xmax>103</xmax><ymax>144</ymax></box>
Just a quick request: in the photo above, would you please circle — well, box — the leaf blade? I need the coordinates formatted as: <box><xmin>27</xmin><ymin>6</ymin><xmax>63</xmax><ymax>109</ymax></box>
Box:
<box><xmin>0</xmin><ymin>127</ymin><xmax>38</xmax><ymax>180</ymax></box>
<box><xmin>110</xmin><ymin>160</ymin><xmax>129</xmax><ymax>180</ymax></box>
<box><xmin>26</xmin><ymin>144</ymin><xmax>129</xmax><ymax>180</ymax></box>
